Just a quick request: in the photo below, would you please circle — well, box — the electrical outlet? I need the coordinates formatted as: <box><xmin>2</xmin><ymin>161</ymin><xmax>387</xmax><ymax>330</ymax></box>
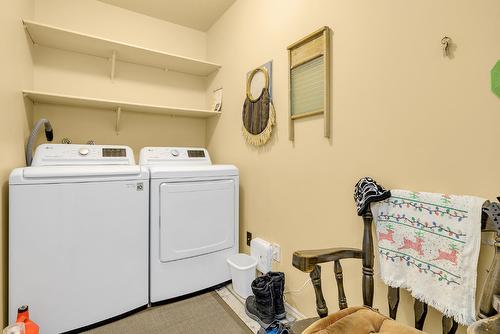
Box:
<box><xmin>272</xmin><ymin>243</ymin><xmax>281</xmax><ymax>262</ymax></box>
<box><xmin>246</xmin><ymin>231</ymin><xmax>252</xmax><ymax>246</ymax></box>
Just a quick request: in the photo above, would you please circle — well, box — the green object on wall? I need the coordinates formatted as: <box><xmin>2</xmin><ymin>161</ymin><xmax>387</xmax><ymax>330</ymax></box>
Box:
<box><xmin>492</xmin><ymin>60</ymin><xmax>500</xmax><ymax>97</ymax></box>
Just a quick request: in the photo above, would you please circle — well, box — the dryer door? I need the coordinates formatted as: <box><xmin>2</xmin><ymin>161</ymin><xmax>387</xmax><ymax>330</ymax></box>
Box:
<box><xmin>159</xmin><ymin>179</ymin><xmax>235</xmax><ymax>262</ymax></box>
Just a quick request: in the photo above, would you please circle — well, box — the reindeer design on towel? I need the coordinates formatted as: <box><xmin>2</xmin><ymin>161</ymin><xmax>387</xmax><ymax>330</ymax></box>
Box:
<box><xmin>433</xmin><ymin>243</ymin><xmax>459</xmax><ymax>265</ymax></box>
<box><xmin>398</xmin><ymin>231</ymin><xmax>425</xmax><ymax>256</ymax></box>
<box><xmin>378</xmin><ymin>224</ymin><xmax>395</xmax><ymax>243</ymax></box>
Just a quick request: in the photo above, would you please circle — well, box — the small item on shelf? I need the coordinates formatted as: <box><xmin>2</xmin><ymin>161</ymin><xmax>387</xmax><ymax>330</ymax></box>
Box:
<box><xmin>212</xmin><ymin>88</ymin><xmax>223</xmax><ymax>111</ymax></box>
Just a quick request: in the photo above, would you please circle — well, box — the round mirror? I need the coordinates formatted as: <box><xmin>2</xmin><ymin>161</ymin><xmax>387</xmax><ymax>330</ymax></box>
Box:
<box><xmin>246</xmin><ymin>67</ymin><xmax>269</xmax><ymax>102</ymax></box>
<box><xmin>248</xmin><ymin>69</ymin><xmax>267</xmax><ymax>101</ymax></box>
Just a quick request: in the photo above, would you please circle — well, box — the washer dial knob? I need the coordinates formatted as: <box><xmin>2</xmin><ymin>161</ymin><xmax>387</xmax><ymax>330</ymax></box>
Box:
<box><xmin>79</xmin><ymin>148</ymin><xmax>90</xmax><ymax>156</ymax></box>
<box><xmin>171</xmin><ymin>149</ymin><xmax>179</xmax><ymax>157</ymax></box>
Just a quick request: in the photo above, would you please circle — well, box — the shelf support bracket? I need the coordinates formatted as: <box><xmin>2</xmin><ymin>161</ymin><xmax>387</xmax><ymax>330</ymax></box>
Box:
<box><xmin>110</xmin><ymin>50</ymin><xmax>117</xmax><ymax>81</ymax></box>
<box><xmin>115</xmin><ymin>107</ymin><xmax>121</xmax><ymax>133</ymax></box>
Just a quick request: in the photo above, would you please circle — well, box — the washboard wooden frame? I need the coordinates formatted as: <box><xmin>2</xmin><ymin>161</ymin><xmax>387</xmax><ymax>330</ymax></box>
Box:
<box><xmin>287</xmin><ymin>26</ymin><xmax>331</xmax><ymax>141</ymax></box>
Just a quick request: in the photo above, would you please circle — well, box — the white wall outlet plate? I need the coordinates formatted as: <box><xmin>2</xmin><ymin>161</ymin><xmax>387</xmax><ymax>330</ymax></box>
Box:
<box><xmin>272</xmin><ymin>243</ymin><xmax>281</xmax><ymax>262</ymax></box>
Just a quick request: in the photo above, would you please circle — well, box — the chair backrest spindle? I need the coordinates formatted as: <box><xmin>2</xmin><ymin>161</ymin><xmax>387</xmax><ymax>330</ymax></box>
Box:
<box><xmin>414</xmin><ymin>300</ymin><xmax>428</xmax><ymax>330</ymax></box>
<box><xmin>442</xmin><ymin>316</ymin><xmax>459</xmax><ymax>334</ymax></box>
<box><xmin>478</xmin><ymin>235</ymin><xmax>499</xmax><ymax>318</ymax></box>
<box><xmin>388</xmin><ymin>286</ymin><xmax>400</xmax><ymax>320</ymax></box>
<box><xmin>361</xmin><ymin>211</ymin><xmax>375</xmax><ymax>307</ymax></box>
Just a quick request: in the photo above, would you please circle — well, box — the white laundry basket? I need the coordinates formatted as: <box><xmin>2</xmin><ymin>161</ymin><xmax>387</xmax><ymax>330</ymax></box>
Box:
<box><xmin>227</xmin><ymin>253</ymin><xmax>258</xmax><ymax>299</ymax></box>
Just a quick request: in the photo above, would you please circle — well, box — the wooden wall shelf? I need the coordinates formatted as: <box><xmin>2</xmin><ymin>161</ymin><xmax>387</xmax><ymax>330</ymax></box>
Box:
<box><xmin>23</xmin><ymin>90</ymin><xmax>221</xmax><ymax>118</ymax></box>
<box><xmin>23</xmin><ymin>19</ymin><xmax>221</xmax><ymax>76</ymax></box>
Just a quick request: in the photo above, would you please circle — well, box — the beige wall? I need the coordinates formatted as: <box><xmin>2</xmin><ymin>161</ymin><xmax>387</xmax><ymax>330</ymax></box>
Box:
<box><xmin>34</xmin><ymin>0</ymin><xmax>207</xmax><ymax>59</ymax></box>
<box><xmin>206</xmin><ymin>0</ymin><xmax>500</xmax><ymax>332</ymax></box>
<box><xmin>0</xmin><ymin>0</ymin><xmax>34</xmax><ymax>325</ymax></box>
<box><xmin>33</xmin><ymin>0</ymin><xmax>210</xmax><ymax>154</ymax></box>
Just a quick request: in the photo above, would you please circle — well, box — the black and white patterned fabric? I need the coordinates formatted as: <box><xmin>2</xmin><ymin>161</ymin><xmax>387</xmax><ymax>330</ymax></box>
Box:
<box><xmin>354</xmin><ymin>177</ymin><xmax>391</xmax><ymax>216</ymax></box>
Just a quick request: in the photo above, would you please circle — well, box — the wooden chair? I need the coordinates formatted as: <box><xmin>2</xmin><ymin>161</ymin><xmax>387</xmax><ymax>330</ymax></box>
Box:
<box><xmin>291</xmin><ymin>201</ymin><xmax>500</xmax><ymax>334</ymax></box>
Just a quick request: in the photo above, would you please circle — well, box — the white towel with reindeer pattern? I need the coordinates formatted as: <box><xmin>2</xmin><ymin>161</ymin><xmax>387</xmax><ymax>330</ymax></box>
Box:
<box><xmin>370</xmin><ymin>189</ymin><xmax>485</xmax><ymax>325</ymax></box>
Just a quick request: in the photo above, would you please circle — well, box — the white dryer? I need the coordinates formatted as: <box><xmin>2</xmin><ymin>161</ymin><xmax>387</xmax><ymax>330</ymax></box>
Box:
<box><xmin>9</xmin><ymin>144</ymin><xmax>149</xmax><ymax>333</ymax></box>
<box><xmin>140</xmin><ymin>147</ymin><xmax>239</xmax><ymax>303</ymax></box>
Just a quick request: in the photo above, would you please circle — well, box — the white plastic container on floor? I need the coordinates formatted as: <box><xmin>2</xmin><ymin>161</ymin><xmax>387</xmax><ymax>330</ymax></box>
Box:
<box><xmin>227</xmin><ymin>253</ymin><xmax>258</xmax><ymax>299</ymax></box>
<box><xmin>3</xmin><ymin>323</ymin><xmax>25</xmax><ymax>334</ymax></box>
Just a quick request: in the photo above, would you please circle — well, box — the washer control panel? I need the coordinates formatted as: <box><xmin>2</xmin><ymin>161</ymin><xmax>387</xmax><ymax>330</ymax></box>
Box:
<box><xmin>139</xmin><ymin>147</ymin><xmax>211</xmax><ymax>165</ymax></box>
<box><xmin>32</xmin><ymin>144</ymin><xmax>135</xmax><ymax>166</ymax></box>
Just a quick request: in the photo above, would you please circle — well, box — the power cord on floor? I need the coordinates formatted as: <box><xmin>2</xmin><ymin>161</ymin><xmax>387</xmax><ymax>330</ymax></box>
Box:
<box><xmin>283</xmin><ymin>278</ymin><xmax>312</xmax><ymax>303</ymax></box>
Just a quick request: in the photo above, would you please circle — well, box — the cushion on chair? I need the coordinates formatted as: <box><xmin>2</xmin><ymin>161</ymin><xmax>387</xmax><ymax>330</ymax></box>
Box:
<box><xmin>301</xmin><ymin>306</ymin><xmax>424</xmax><ymax>334</ymax></box>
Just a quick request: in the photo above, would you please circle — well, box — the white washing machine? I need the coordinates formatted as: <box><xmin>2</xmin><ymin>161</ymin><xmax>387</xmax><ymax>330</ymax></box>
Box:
<box><xmin>9</xmin><ymin>144</ymin><xmax>149</xmax><ymax>333</ymax></box>
<box><xmin>140</xmin><ymin>147</ymin><xmax>239</xmax><ymax>303</ymax></box>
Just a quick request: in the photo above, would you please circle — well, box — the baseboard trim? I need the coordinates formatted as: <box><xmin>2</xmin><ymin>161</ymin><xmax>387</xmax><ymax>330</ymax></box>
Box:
<box><xmin>284</xmin><ymin>302</ymin><xmax>306</xmax><ymax>321</ymax></box>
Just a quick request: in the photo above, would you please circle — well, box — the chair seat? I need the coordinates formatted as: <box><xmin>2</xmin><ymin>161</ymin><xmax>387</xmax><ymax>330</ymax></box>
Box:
<box><xmin>466</xmin><ymin>313</ymin><xmax>500</xmax><ymax>333</ymax></box>
<box><xmin>296</xmin><ymin>306</ymin><xmax>425</xmax><ymax>334</ymax></box>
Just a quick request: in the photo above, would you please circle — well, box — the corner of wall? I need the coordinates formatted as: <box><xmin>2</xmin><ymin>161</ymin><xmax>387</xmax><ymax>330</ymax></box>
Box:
<box><xmin>0</xmin><ymin>0</ymin><xmax>35</xmax><ymax>326</ymax></box>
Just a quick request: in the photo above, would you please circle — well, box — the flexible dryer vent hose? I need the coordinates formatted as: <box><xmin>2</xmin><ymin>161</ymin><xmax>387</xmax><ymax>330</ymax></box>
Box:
<box><xmin>26</xmin><ymin>118</ymin><xmax>53</xmax><ymax>166</ymax></box>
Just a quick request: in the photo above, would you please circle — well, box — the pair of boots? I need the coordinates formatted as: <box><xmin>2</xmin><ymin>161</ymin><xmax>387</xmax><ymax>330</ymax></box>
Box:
<box><xmin>245</xmin><ymin>272</ymin><xmax>286</xmax><ymax>328</ymax></box>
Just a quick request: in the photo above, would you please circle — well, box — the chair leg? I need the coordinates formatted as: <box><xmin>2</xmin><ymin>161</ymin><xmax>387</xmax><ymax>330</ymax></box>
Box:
<box><xmin>310</xmin><ymin>265</ymin><xmax>328</xmax><ymax>318</ymax></box>
<box><xmin>334</xmin><ymin>260</ymin><xmax>348</xmax><ymax>310</ymax></box>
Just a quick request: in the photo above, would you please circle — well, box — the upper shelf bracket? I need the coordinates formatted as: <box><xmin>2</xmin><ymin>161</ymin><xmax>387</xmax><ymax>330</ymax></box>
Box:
<box><xmin>110</xmin><ymin>50</ymin><xmax>117</xmax><ymax>81</ymax></box>
<box><xmin>115</xmin><ymin>106</ymin><xmax>121</xmax><ymax>133</ymax></box>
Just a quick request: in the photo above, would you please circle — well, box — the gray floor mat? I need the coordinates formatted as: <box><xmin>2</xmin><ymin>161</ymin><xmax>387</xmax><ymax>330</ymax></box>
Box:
<box><xmin>84</xmin><ymin>291</ymin><xmax>253</xmax><ymax>334</ymax></box>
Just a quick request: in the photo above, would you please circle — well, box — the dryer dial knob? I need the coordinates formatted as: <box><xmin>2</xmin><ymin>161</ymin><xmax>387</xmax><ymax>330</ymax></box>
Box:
<box><xmin>171</xmin><ymin>150</ymin><xmax>179</xmax><ymax>157</ymax></box>
<box><xmin>79</xmin><ymin>148</ymin><xmax>90</xmax><ymax>156</ymax></box>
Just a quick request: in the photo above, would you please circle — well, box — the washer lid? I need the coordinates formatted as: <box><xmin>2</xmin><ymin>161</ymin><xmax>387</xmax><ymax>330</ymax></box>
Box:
<box><xmin>10</xmin><ymin>165</ymin><xmax>148</xmax><ymax>184</ymax></box>
<box><xmin>149</xmin><ymin>164</ymin><xmax>238</xmax><ymax>179</ymax></box>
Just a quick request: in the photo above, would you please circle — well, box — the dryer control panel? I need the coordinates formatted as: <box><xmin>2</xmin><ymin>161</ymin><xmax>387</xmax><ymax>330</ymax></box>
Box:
<box><xmin>32</xmin><ymin>144</ymin><xmax>135</xmax><ymax>166</ymax></box>
<box><xmin>139</xmin><ymin>147</ymin><xmax>211</xmax><ymax>165</ymax></box>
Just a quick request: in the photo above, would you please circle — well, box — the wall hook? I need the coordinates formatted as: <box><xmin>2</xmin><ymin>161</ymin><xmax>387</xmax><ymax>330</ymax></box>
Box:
<box><xmin>441</xmin><ymin>36</ymin><xmax>452</xmax><ymax>57</ymax></box>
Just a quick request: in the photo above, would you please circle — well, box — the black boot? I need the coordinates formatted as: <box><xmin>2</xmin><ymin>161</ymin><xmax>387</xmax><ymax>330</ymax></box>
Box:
<box><xmin>245</xmin><ymin>275</ymin><xmax>275</xmax><ymax>328</ymax></box>
<box><xmin>267</xmin><ymin>272</ymin><xmax>286</xmax><ymax>320</ymax></box>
